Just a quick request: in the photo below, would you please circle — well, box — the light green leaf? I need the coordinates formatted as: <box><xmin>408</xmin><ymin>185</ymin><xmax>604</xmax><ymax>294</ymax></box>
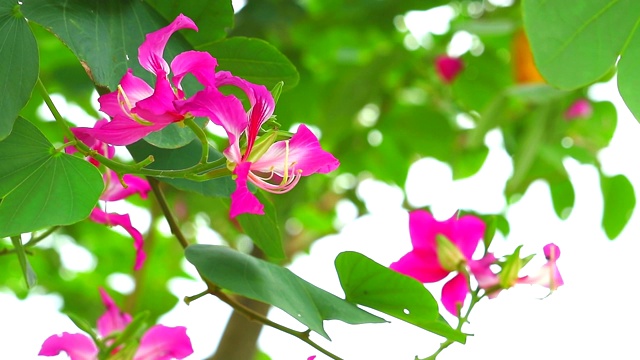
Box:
<box><xmin>236</xmin><ymin>193</ymin><xmax>285</xmax><ymax>261</ymax></box>
<box><xmin>522</xmin><ymin>0</ymin><xmax>640</xmax><ymax>120</ymax></box>
<box><xmin>335</xmin><ymin>252</ymin><xmax>466</xmax><ymax>343</ymax></box>
<box><xmin>0</xmin><ymin>0</ymin><xmax>38</xmax><ymax>140</ymax></box>
<box><xmin>185</xmin><ymin>244</ymin><xmax>386</xmax><ymax>340</ymax></box>
<box><xmin>10</xmin><ymin>236</ymin><xmax>37</xmax><ymax>288</ymax></box>
<box><xmin>0</xmin><ymin>118</ymin><xmax>103</xmax><ymax>237</ymax></box>
<box><xmin>601</xmin><ymin>173</ymin><xmax>635</xmax><ymax>239</ymax></box>
<box><xmin>202</xmin><ymin>37</ymin><xmax>299</xmax><ymax>90</ymax></box>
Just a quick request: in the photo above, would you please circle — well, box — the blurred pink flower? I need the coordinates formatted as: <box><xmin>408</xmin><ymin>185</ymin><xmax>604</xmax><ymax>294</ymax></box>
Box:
<box><xmin>518</xmin><ymin>243</ymin><xmax>564</xmax><ymax>291</ymax></box>
<box><xmin>564</xmin><ymin>98</ymin><xmax>592</xmax><ymax>120</ymax></box>
<box><xmin>435</xmin><ymin>55</ymin><xmax>464</xmax><ymax>83</ymax></box>
<box><xmin>39</xmin><ymin>289</ymin><xmax>193</xmax><ymax>360</ymax></box>
<box><xmin>177</xmin><ymin>81</ymin><xmax>339</xmax><ymax>218</ymax></box>
<box><xmin>390</xmin><ymin>210</ymin><xmax>487</xmax><ymax>316</ymax></box>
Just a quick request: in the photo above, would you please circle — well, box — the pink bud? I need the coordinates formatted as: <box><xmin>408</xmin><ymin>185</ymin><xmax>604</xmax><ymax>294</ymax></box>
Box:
<box><xmin>564</xmin><ymin>99</ymin><xmax>592</xmax><ymax>120</ymax></box>
<box><xmin>435</xmin><ymin>55</ymin><xmax>464</xmax><ymax>83</ymax></box>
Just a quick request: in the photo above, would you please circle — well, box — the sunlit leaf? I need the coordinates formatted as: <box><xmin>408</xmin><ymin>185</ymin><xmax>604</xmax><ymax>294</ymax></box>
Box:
<box><xmin>185</xmin><ymin>244</ymin><xmax>386</xmax><ymax>340</ymax></box>
<box><xmin>10</xmin><ymin>236</ymin><xmax>37</xmax><ymax>289</ymax></box>
<box><xmin>335</xmin><ymin>252</ymin><xmax>466</xmax><ymax>343</ymax></box>
<box><xmin>0</xmin><ymin>0</ymin><xmax>38</xmax><ymax>140</ymax></box>
<box><xmin>601</xmin><ymin>173</ymin><xmax>635</xmax><ymax>240</ymax></box>
<box><xmin>0</xmin><ymin>118</ymin><xmax>103</xmax><ymax>237</ymax></box>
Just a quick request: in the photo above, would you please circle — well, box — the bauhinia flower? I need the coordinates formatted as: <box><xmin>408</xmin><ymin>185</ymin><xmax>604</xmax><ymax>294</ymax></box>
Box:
<box><xmin>75</xmin><ymin>14</ymin><xmax>218</xmax><ymax>145</ymax></box>
<box><xmin>39</xmin><ymin>288</ymin><xmax>193</xmax><ymax>360</ymax></box>
<box><xmin>69</xmin><ymin>120</ymin><xmax>150</xmax><ymax>270</ymax></box>
<box><xmin>435</xmin><ymin>55</ymin><xmax>464</xmax><ymax>83</ymax></box>
<box><xmin>178</xmin><ymin>79</ymin><xmax>340</xmax><ymax>218</ymax></box>
<box><xmin>564</xmin><ymin>98</ymin><xmax>592</xmax><ymax>120</ymax></box>
<box><xmin>518</xmin><ymin>243</ymin><xmax>564</xmax><ymax>291</ymax></box>
<box><xmin>390</xmin><ymin>210</ymin><xmax>487</xmax><ymax>316</ymax></box>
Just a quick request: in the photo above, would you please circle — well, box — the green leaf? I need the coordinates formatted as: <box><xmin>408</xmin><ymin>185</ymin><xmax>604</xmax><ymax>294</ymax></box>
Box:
<box><xmin>145</xmin><ymin>0</ymin><xmax>233</xmax><ymax>47</ymax></box>
<box><xmin>10</xmin><ymin>236</ymin><xmax>37</xmax><ymax>288</ymax></box>
<box><xmin>549</xmin><ymin>177</ymin><xmax>575</xmax><ymax>220</ymax></box>
<box><xmin>498</xmin><ymin>245</ymin><xmax>522</xmax><ymax>289</ymax></box>
<box><xmin>335</xmin><ymin>252</ymin><xmax>466</xmax><ymax>343</ymax></box>
<box><xmin>202</xmin><ymin>37</ymin><xmax>300</xmax><ymax>90</ymax></box>
<box><xmin>522</xmin><ymin>1</ymin><xmax>640</xmax><ymax>120</ymax></box>
<box><xmin>0</xmin><ymin>118</ymin><xmax>104</xmax><ymax>237</ymax></box>
<box><xmin>236</xmin><ymin>193</ymin><xmax>285</xmax><ymax>261</ymax></box>
<box><xmin>127</xmin><ymin>139</ymin><xmax>235</xmax><ymax>198</ymax></box>
<box><xmin>601</xmin><ymin>173</ymin><xmax>636</xmax><ymax>239</ymax></box>
<box><xmin>185</xmin><ymin>244</ymin><xmax>385</xmax><ymax>340</ymax></box>
<box><xmin>143</xmin><ymin>118</ymin><xmax>208</xmax><ymax>149</ymax></box>
<box><xmin>0</xmin><ymin>0</ymin><xmax>39</xmax><ymax>140</ymax></box>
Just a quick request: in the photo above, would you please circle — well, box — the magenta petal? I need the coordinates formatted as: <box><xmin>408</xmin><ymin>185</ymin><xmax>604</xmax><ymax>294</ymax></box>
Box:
<box><xmin>89</xmin><ymin>115</ymin><xmax>167</xmax><ymax>146</ymax></box>
<box><xmin>564</xmin><ymin>99</ymin><xmax>592</xmax><ymax>120</ymax></box>
<box><xmin>101</xmin><ymin>171</ymin><xmax>151</xmax><ymax>201</ymax></box>
<box><xmin>469</xmin><ymin>254</ymin><xmax>500</xmax><ymax>296</ymax></box>
<box><xmin>134</xmin><ymin>325</ymin><xmax>194</xmax><ymax>360</ymax></box>
<box><xmin>171</xmin><ymin>50</ymin><xmax>218</xmax><ymax>90</ymax></box>
<box><xmin>447</xmin><ymin>214</ymin><xmax>485</xmax><ymax>260</ymax></box>
<box><xmin>389</xmin><ymin>251</ymin><xmax>449</xmax><ymax>283</ymax></box>
<box><xmin>97</xmin><ymin>288</ymin><xmax>131</xmax><ymax>337</ymax></box>
<box><xmin>39</xmin><ymin>332</ymin><xmax>97</xmax><ymax>360</ymax></box>
<box><xmin>90</xmin><ymin>208</ymin><xmax>147</xmax><ymax>270</ymax></box>
<box><xmin>229</xmin><ymin>162</ymin><xmax>264</xmax><ymax>218</ymax></box>
<box><xmin>99</xmin><ymin>70</ymin><xmax>153</xmax><ymax>118</ymax></box>
<box><xmin>133</xmin><ymin>75</ymin><xmax>183</xmax><ymax>124</ymax></box>
<box><xmin>138</xmin><ymin>14</ymin><xmax>198</xmax><ymax>75</ymax></box>
<box><xmin>435</xmin><ymin>55</ymin><xmax>463</xmax><ymax>83</ymax></box>
<box><xmin>407</xmin><ymin>210</ymin><xmax>440</xmax><ymax>252</ymax></box>
<box><xmin>543</xmin><ymin>243</ymin><xmax>561</xmax><ymax>260</ymax></box>
<box><xmin>441</xmin><ymin>273</ymin><xmax>469</xmax><ymax>316</ymax></box>
<box><xmin>252</xmin><ymin>124</ymin><xmax>340</xmax><ymax>176</ymax></box>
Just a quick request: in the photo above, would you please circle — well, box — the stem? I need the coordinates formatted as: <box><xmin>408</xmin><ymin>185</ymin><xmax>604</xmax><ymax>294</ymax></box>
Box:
<box><xmin>184</xmin><ymin>118</ymin><xmax>209</xmax><ymax>164</ymax></box>
<box><xmin>36</xmin><ymin>78</ymin><xmax>75</xmax><ymax>140</ymax></box>
<box><xmin>147</xmin><ymin>177</ymin><xmax>190</xmax><ymax>249</ymax></box>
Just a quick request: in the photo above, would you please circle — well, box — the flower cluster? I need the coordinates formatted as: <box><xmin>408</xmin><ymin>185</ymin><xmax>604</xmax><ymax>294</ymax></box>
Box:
<box><xmin>39</xmin><ymin>288</ymin><xmax>193</xmax><ymax>360</ymax></box>
<box><xmin>390</xmin><ymin>210</ymin><xmax>564</xmax><ymax>316</ymax></box>
<box><xmin>73</xmin><ymin>14</ymin><xmax>339</xmax><ymax>219</ymax></box>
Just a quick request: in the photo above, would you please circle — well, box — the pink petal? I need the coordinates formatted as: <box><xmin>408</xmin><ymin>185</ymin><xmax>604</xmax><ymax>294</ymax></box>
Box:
<box><xmin>564</xmin><ymin>99</ymin><xmax>592</xmax><ymax>120</ymax></box>
<box><xmin>132</xmin><ymin>74</ymin><xmax>184</xmax><ymax>124</ymax></box>
<box><xmin>441</xmin><ymin>273</ymin><xmax>469</xmax><ymax>316</ymax></box>
<box><xmin>229</xmin><ymin>162</ymin><xmax>264</xmax><ymax>218</ymax></box>
<box><xmin>101</xmin><ymin>171</ymin><xmax>151</xmax><ymax>202</ymax></box>
<box><xmin>307</xmin><ymin>357</ymin><xmax>316</xmax><ymax>360</ymax></box>
<box><xmin>443</xmin><ymin>214</ymin><xmax>485</xmax><ymax>260</ymax></box>
<box><xmin>389</xmin><ymin>251</ymin><xmax>449</xmax><ymax>283</ymax></box>
<box><xmin>543</xmin><ymin>243</ymin><xmax>561</xmax><ymax>260</ymax></box>
<box><xmin>133</xmin><ymin>325</ymin><xmax>194</xmax><ymax>360</ymax></box>
<box><xmin>97</xmin><ymin>288</ymin><xmax>132</xmax><ymax>337</ymax></box>
<box><xmin>138</xmin><ymin>14</ymin><xmax>198</xmax><ymax>76</ymax></box>
<box><xmin>468</xmin><ymin>254</ymin><xmax>500</xmax><ymax>297</ymax></box>
<box><xmin>215</xmin><ymin>71</ymin><xmax>260</xmax><ymax>106</ymax></box>
<box><xmin>435</xmin><ymin>55</ymin><xmax>463</xmax><ymax>83</ymax></box>
<box><xmin>243</xmin><ymin>85</ymin><xmax>275</xmax><ymax>158</ymax></box>
<box><xmin>171</xmin><ymin>50</ymin><xmax>218</xmax><ymax>91</ymax></box>
<box><xmin>90</xmin><ymin>208</ymin><xmax>147</xmax><ymax>270</ymax></box>
<box><xmin>99</xmin><ymin>70</ymin><xmax>153</xmax><ymax>119</ymax></box>
<box><xmin>407</xmin><ymin>210</ymin><xmax>440</xmax><ymax>253</ymax></box>
<box><xmin>251</xmin><ymin>124</ymin><xmax>340</xmax><ymax>176</ymax></box>
<box><xmin>39</xmin><ymin>332</ymin><xmax>97</xmax><ymax>360</ymax></box>
<box><xmin>88</xmin><ymin>115</ymin><xmax>167</xmax><ymax>146</ymax></box>
<box><xmin>518</xmin><ymin>243</ymin><xmax>564</xmax><ymax>290</ymax></box>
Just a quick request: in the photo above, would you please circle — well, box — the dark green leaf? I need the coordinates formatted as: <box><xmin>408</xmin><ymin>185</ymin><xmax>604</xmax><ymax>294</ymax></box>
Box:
<box><xmin>143</xmin><ymin>118</ymin><xmax>208</xmax><ymax>149</ymax></box>
<box><xmin>128</xmin><ymin>139</ymin><xmax>235</xmax><ymax>198</ymax></box>
<box><xmin>0</xmin><ymin>0</ymin><xmax>38</xmax><ymax>140</ymax></box>
<box><xmin>335</xmin><ymin>252</ymin><xmax>465</xmax><ymax>343</ymax></box>
<box><xmin>145</xmin><ymin>0</ymin><xmax>233</xmax><ymax>47</ymax></box>
<box><xmin>202</xmin><ymin>37</ymin><xmax>299</xmax><ymax>90</ymax></box>
<box><xmin>236</xmin><ymin>193</ymin><xmax>285</xmax><ymax>260</ymax></box>
<box><xmin>0</xmin><ymin>118</ymin><xmax>103</xmax><ymax>237</ymax></box>
<box><xmin>601</xmin><ymin>173</ymin><xmax>635</xmax><ymax>240</ymax></box>
<box><xmin>185</xmin><ymin>244</ymin><xmax>385</xmax><ymax>340</ymax></box>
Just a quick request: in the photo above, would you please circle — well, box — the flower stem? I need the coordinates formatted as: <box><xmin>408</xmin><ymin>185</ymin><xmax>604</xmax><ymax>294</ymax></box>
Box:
<box><xmin>184</xmin><ymin>118</ymin><xmax>209</xmax><ymax>164</ymax></box>
<box><xmin>36</xmin><ymin>77</ymin><xmax>75</xmax><ymax>140</ymax></box>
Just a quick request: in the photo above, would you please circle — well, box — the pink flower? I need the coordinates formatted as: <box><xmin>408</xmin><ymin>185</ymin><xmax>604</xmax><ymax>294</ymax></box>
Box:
<box><xmin>177</xmin><ymin>81</ymin><xmax>339</xmax><ymax>218</ymax></box>
<box><xmin>390</xmin><ymin>210</ymin><xmax>486</xmax><ymax>316</ymax></box>
<box><xmin>39</xmin><ymin>289</ymin><xmax>193</xmax><ymax>360</ymax></box>
<box><xmin>564</xmin><ymin>98</ymin><xmax>592</xmax><ymax>120</ymax></box>
<box><xmin>518</xmin><ymin>243</ymin><xmax>564</xmax><ymax>291</ymax></box>
<box><xmin>435</xmin><ymin>55</ymin><xmax>463</xmax><ymax>83</ymax></box>
<box><xmin>75</xmin><ymin>14</ymin><xmax>218</xmax><ymax>145</ymax></box>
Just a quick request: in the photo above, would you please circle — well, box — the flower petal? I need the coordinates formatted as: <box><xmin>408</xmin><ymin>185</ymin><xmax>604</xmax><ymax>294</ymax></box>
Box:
<box><xmin>251</xmin><ymin>124</ymin><xmax>340</xmax><ymax>176</ymax></box>
<box><xmin>171</xmin><ymin>50</ymin><xmax>218</xmax><ymax>90</ymax></box>
<box><xmin>407</xmin><ymin>210</ymin><xmax>440</xmax><ymax>253</ymax></box>
<box><xmin>132</xmin><ymin>74</ymin><xmax>183</xmax><ymax>124</ymax></box>
<box><xmin>97</xmin><ymin>288</ymin><xmax>132</xmax><ymax>337</ymax></box>
<box><xmin>134</xmin><ymin>325</ymin><xmax>194</xmax><ymax>360</ymax></box>
<box><xmin>90</xmin><ymin>208</ymin><xmax>147</xmax><ymax>270</ymax></box>
<box><xmin>138</xmin><ymin>14</ymin><xmax>198</xmax><ymax>75</ymax></box>
<box><xmin>446</xmin><ymin>214</ymin><xmax>485</xmax><ymax>260</ymax></box>
<box><xmin>101</xmin><ymin>171</ymin><xmax>151</xmax><ymax>202</ymax></box>
<box><xmin>39</xmin><ymin>332</ymin><xmax>97</xmax><ymax>360</ymax></box>
<box><xmin>98</xmin><ymin>70</ymin><xmax>153</xmax><ymax>119</ymax></box>
<box><xmin>441</xmin><ymin>273</ymin><xmax>469</xmax><ymax>316</ymax></box>
<box><xmin>230</xmin><ymin>162</ymin><xmax>264</xmax><ymax>218</ymax></box>
<box><xmin>86</xmin><ymin>115</ymin><xmax>167</xmax><ymax>146</ymax></box>
<box><xmin>389</xmin><ymin>251</ymin><xmax>449</xmax><ymax>283</ymax></box>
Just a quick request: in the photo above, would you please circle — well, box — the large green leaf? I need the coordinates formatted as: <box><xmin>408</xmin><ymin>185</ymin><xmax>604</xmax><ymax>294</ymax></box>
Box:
<box><xmin>236</xmin><ymin>192</ymin><xmax>285</xmax><ymax>260</ymax></box>
<box><xmin>145</xmin><ymin>0</ymin><xmax>233</xmax><ymax>47</ymax></box>
<box><xmin>185</xmin><ymin>244</ymin><xmax>386</xmax><ymax>340</ymax></box>
<box><xmin>335</xmin><ymin>252</ymin><xmax>466</xmax><ymax>343</ymax></box>
<box><xmin>0</xmin><ymin>118</ymin><xmax>103</xmax><ymax>237</ymax></box>
<box><xmin>202</xmin><ymin>37</ymin><xmax>299</xmax><ymax>90</ymax></box>
<box><xmin>601</xmin><ymin>173</ymin><xmax>635</xmax><ymax>240</ymax></box>
<box><xmin>127</xmin><ymin>139</ymin><xmax>235</xmax><ymax>198</ymax></box>
<box><xmin>0</xmin><ymin>0</ymin><xmax>38</xmax><ymax>140</ymax></box>
<box><xmin>522</xmin><ymin>0</ymin><xmax>640</xmax><ymax>120</ymax></box>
